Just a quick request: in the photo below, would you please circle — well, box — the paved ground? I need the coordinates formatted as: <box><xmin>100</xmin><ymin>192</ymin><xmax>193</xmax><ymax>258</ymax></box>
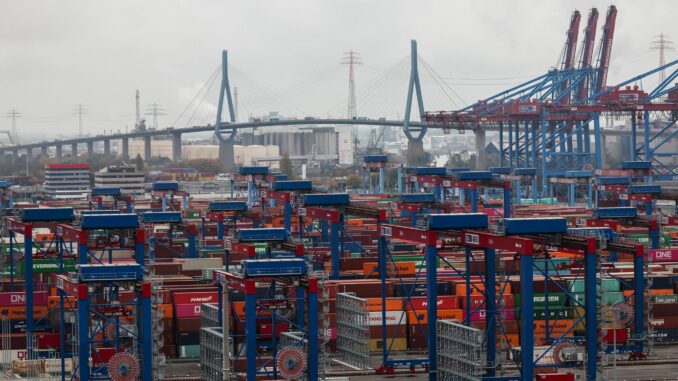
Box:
<box><xmin>162</xmin><ymin>346</ymin><xmax>678</xmax><ymax>380</ymax></box>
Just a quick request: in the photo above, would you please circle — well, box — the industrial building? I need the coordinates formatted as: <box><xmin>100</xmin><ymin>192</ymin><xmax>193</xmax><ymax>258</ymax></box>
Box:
<box><xmin>43</xmin><ymin>163</ymin><xmax>91</xmax><ymax>200</ymax></box>
<box><xmin>94</xmin><ymin>165</ymin><xmax>145</xmax><ymax>196</ymax></box>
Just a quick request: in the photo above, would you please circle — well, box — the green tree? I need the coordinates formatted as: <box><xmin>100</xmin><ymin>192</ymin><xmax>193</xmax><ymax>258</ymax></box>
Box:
<box><xmin>280</xmin><ymin>153</ymin><xmax>294</xmax><ymax>178</ymax></box>
<box><xmin>346</xmin><ymin>173</ymin><xmax>362</xmax><ymax>190</ymax></box>
<box><xmin>182</xmin><ymin>159</ymin><xmax>224</xmax><ymax>174</ymax></box>
<box><xmin>133</xmin><ymin>154</ymin><xmax>144</xmax><ymax>171</ymax></box>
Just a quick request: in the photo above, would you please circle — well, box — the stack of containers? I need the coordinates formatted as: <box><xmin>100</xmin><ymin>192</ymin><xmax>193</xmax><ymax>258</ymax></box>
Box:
<box><xmin>173</xmin><ymin>289</ymin><xmax>219</xmax><ymax>358</ymax></box>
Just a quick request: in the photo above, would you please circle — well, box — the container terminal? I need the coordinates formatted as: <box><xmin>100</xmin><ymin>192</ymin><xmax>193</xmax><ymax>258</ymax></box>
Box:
<box><xmin>0</xmin><ymin>3</ymin><xmax>677</xmax><ymax>381</ymax></box>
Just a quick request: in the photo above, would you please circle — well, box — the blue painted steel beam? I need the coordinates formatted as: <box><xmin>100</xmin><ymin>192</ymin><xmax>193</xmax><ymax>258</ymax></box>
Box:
<box><xmin>22</xmin><ymin>207</ymin><xmax>74</xmax><ymax>222</ymax></box>
<box><xmin>208</xmin><ymin>200</ymin><xmax>248</xmax><ymax>212</ymax></box>
<box><xmin>81</xmin><ymin>213</ymin><xmax>139</xmax><ymax>229</ymax></box>
<box><xmin>91</xmin><ymin>187</ymin><xmax>122</xmax><ymax>196</ymax></box>
<box><xmin>152</xmin><ymin>181</ymin><xmax>179</xmax><ymax>191</ymax></box>
<box><xmin>271</xmin><ymin>180</ymin><xmax>313</xmax><ymax>192</ymax></box>
<box><xmin>239</xmin><ymin>166</ymin><xmax>269</xmax><ymax>175</ymax></box>
<box><xmin>302</xmin><ymin>193</ymin><xmax>350</xmax><ymax>206</ymax></box>
<box><xmin>142</xmin><ymin>211</ymin><xmax>183</xmax><ymax>224</ymax></box>
<box><xmin>400</xmin><ymin>193</ymin><xmax>436</xmax><ymax>203</ymax></box>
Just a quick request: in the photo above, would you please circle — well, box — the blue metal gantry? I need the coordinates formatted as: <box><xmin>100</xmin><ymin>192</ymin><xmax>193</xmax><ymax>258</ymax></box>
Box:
<box><xmin>260</xmin><ymin>180</ymin><xmax>313</xmax><ymax>233</ymax></box>
<box><xmin>362</xmin><ymin>155</ymin><xmax>389</xmax><ymax>194</ymax></box>
<box><xmin>5</xmin><ymin>207</ymin><xmax>75</xmax><ymax>357</ymax></box>
<box><xmin>53</xmin><ymin>212</ymin><xmax>151</xmax><ymax>381</ymax></box>
<box><xmin>441</xmin><ymin>171</ymin><xmax>512</xmax><ymax>217</ymax></box>
<box><xmin>397</xmin><ymin>193</ymin><xmax>451</xmax><ymax>227</ymax></box>
<box><xmin>90</xmin><ymin>187</ymin><xmax>132</xmax><ymax>213</ymax></box>
<box><xmin>151</xmin><ymin>181</ymin><xmax>189</xmax><ymax>212</ymax></box>
<box><xmin>547</xmin><ymin>170</ymin><xmax>594</xmax><ymax>207</ymax></box>
<box><xmin>213</xmin><ymin>262</ymin><xmax>319</xmax><ymax>381</ymax></box>
<box><xmin>376</xmin><ymin>213</ymin><xmax>489</xmax><ymax>380</ymax></box>
<box><xmin>141</xmin><ymin>211</ymin><xmax>197</xmax><ymax>258</ymax></box>
<box><xmin>491</xmin><ymin>167</ymin><xmax>538</xmax><ymax>205</ymax></box>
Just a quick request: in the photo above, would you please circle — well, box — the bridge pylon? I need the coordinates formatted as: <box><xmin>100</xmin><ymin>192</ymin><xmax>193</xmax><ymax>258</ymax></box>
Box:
<box><xmin>215</xmin><ymin>50</ymin><xmax>237</xmax><ymax>170</ymax></box>
<box><xmin>403</xmin><ymin>40</ymin><xmax>427</xmax><ymax>165</ymax></box>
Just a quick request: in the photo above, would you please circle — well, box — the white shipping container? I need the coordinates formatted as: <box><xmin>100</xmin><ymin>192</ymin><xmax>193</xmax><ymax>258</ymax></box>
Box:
<box><xmin>510</xmin><ymin>346</ymin><xmax>556</xmax><ymax>365</ymax></box>
<box><xmin>368</xmin><ymin>311</ymin><xmax>406</xmax><ymax>326</ymax></box>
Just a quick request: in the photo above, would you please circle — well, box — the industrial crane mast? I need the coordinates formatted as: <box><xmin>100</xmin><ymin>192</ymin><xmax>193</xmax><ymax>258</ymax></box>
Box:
<box><xmin>595</xmin><ymin>5</ymin><xmax>617</xmax><ymax>92</ymax></box>
<box><xmin>578</xmin><ymin>8</ymin><xmax>599</xmax><ymax>100</ymax></box>
<box><xmin>559</xmin><ymin>10</ymin><xmax>581</xmax><ymax>104</ymax></box>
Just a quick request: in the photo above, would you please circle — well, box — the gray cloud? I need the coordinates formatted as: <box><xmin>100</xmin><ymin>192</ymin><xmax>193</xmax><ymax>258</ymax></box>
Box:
<box><xmin>1</xmin><ymin>0</ymin><xmax>675</xmax><ymax>141</ymax></box>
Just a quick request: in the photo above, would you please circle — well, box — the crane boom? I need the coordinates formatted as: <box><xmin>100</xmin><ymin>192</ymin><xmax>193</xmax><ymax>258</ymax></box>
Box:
<box><xmin>577</xmin><ymin>8</ymin><xmax>599</xmax><ymax>100</ymax></box>
<box><xmin>560</xmin><ymin>10</ymin><xmax>581</xmax><ymax>104</ymax></box>
<box><xmin>595</xmin><ymin>5</ymin><xmax>617</xmax><ymax>92</ymax></box>
<box><xmin>563</xmin><ymin>11</ymin><xmax>582</xmax><ymax>70</ymax></box>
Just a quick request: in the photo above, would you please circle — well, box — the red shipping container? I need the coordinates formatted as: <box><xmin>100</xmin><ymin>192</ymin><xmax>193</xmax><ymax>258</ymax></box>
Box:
<box><xmin>36</xmin><ymin>333</ymin><xmax>60</xmax><ymax>349</ymax></box>
<box><xmin>537</xmin><ymin>373</ymin><xmax>575</xmax><ymax>381</ymax></box>
<box><xmin>601</xmin><ymin>328</ymin><xmax>628</xmax><ymax>344</ymax></box>
<box><xmin>93</xmin><ymin>348</ymin><xmax>117</xmax><ymax>365</ymax></box>
<box><xmin>173</xmin><ymin>291</ymin><xmax>219</xmax><ymax>305</ymax></box>
<box><xmin>461</xmin><ymin>294</ymin><xmax>515</xmax><ymax>309</ymax></box>
<box><xmin>175</xmin><ymin>304</ymin><xmax>202</xmax><ymax>318</ymax></box>
<box><xmin>469</xmin><ymin>309</ymin><xmax>516</xmax><ymax>322</ymax></box>
<box><xmin>258</xmin><ymin>322</ymin><xmax>289</xmax><ymax>338</ymax></box>
<box><xmin>0</xmin><ymin>291</ymin><xmax>48</xmax><ymax>306</ymax></box>
<box><xmin>405</xmin><ymin>296</ymin><xmax>459</xmax><ymax>310</ymax></box>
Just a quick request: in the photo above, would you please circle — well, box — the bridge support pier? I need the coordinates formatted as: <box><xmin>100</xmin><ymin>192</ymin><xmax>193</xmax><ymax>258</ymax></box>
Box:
<box><xmin>406</xmin><ymin>139</ymin><xmax>424</xmax><ymax>165</ymax></box>
<box><xmin>144</xmin><ymin>136</ymin><xmax>152</xmax><ymax>161</ymax></box>
<box><xmin>121</xmin><ymin>138</ymin><xmax>129</xmax><ymax>160</ymax></box>
<box><xmin>172</xmin><ymin>133</ymin><xmax>182</xmax><ymax>162</ymax></box>
<box><xmin>56</xmin><ymin>145</ymin><xmax>63</xmax><ymax>160</ymax></box>
<box><xmin>87</xmin><ymin>141</ymin><xmax>94</xmax><ymax>157</ymax></box>
<box><xmin>103</xmin><ymin>140</ymin><xmax>110</xmax><ymax>156</ymax></box>
<box><xmin>475</xmin><ymin>128</ymin><xmax>486</xmax><ymax>170</ymax></box>
<box><xmin>71</xmin><ymin>143</ymin><xmax>78</xmax><ymax>158</ymax></box>
<box><xmin>41</xmin><ymin>146</ymin><xmax>48</xmax><ymax>158</ymax></box>
<box><xmin>219</xmin><ymin>139</ymin><xmax>235</xmax><ymax>171</ymax></box>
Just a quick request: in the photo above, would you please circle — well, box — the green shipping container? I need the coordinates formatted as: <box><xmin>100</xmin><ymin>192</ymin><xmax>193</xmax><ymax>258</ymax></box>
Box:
<box><xmin>179</xmin><ymin>345</ymin><xmax>201</xmax><ymax>358</ymax></box>
<box><xmin>654</xmin><ymin>294</ymin><xmax>678</xmax><ymax>304</ymax></box>
<box><xmin>21</xmin><ymin>259</ymin><xmax>75</xmax><ymax>274</ymax></box>
<box><xmin>568</xmin><ymin>278</ymin><xmax>620</xmax><ymax>293</ymax></box>
<box><xmin>187</xmin><ymin>211</ymin><xmax>201</xmax><ymax>219</ymax></box>
<box><xmin>519</xmin><ymin>307</ymin><xmax>574</xmax><ymax>320</ymax></box>
<box><xmin>570</xmin><ymin>291</ymin><xmax>624</xmax><ymax>306</ymax></box>
<box><xmin>514</xmin><ymin>293</ymin><xmax>567</xmax><ymax>307</ymax></box>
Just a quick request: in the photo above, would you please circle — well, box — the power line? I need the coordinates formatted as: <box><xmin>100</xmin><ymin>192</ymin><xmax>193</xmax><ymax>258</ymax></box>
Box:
<box><xmin>5</xmin><ymin>109</ymin><xmax>21</xmax><ymax>144</ymax></box>
<box><xmin>145</xmin><ymin>103</ymin><xmax>166</xmax><ymax>129</ymax></box>
<box><xmin>650</xmin><ymin>33</ymin><xmax>675</xmax><ymax>83</ymax></box>
<box><xmin>73</xmin><ymin>104</ymin><xmax>88</xmax><ymax>136</ymax></box>
<box><xmin>341</xmin><ymin>50</ymin><xmax>362</xmax><ymax>119</ymax></box>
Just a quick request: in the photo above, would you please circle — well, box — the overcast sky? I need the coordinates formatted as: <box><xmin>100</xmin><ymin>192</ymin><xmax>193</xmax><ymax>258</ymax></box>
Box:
<box><xmin>1</xmin><ymin>0</ymin><xmax>675</xmax><ymax>142</ymax></box>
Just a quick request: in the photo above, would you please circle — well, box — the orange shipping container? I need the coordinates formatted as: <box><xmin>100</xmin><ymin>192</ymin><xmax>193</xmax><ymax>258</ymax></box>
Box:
<box><xmin>363</xmin><ymin>262</ymin><xmax>416</xmax><ymax>277</ymax></box>
<box><xmin>0</xmin><ymin>306</ymin><xmax>48</xmax><ymax>320</ymax></box>
<box><xmin>500</xmin><ymin>333</ymin><xmax>520</xmax><ymax>347</ymax></box>
<box><xmin>623</xmin><ymin>289</ymin><xmax>673</xmax><ymax>298</ymax></box>
<box><xmin>533</xmin><ymin>319</ymin><xmax>575</xmax><ymax>334</ymax></box>
<box><xmin>534</xmin><ymin>330</ymin><xmax>573</xmax><ymax>345</ymax></box>
<box><xmin>47</xmin><ymin>296</ymin><xmax>77</xmax><ymax>309</ymax></box>
<box><xmin>455</xmin><ymin>283</ymin><xmax>511</xmax><ymax>296</ymax></box>
<box><xmin>407</xmin><ymin>309</ymin><xmax>463</xmax><ymax>325</ymax></box>
<box><xmin>157</xmin><ymin>304</ymin><xmax>174</xmax><ymax>318</ymax></box>
<box><xmin>366</xmin><ymin>298</ymin><xmax>403</xmax><ymax>312</ymax></box>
